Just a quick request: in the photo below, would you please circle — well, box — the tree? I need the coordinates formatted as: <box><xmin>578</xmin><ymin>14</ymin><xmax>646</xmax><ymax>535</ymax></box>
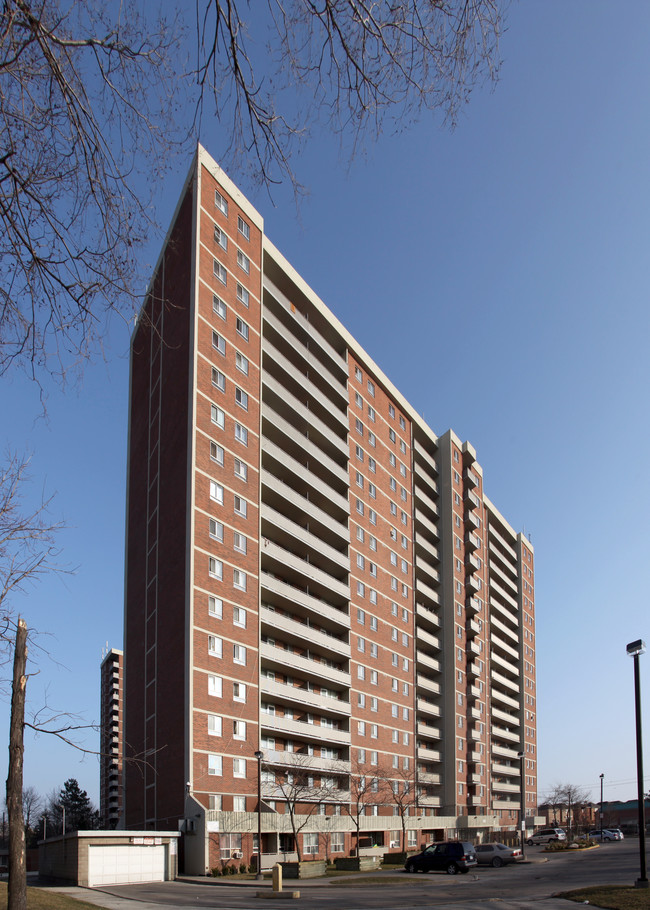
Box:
<box><xmin>543</xmin><ymin>782</ymin><xmax>590</xmax><ymax>836</ymax></box>
<box><xmin>387</xmin><ymin>764</ymin><xmax>420</xmax><ymax>852</ymax></box>
<box><xmin>0</xmin><ymin>0</ymin><xmax>504</xmax><ymax>385</ymax></box>
<box><xmin>341</xmin><ymin>758</ymin><xmax>388</xmax><ymax>858</ymax></box>
<box><xmin>44</xmin><ymin>779</ymin><xmax>98</xmax><ymax>834</ymax></box>
<box><xmin>264</xmin><ymin>753</ymin><xmax>341</xmax><ymax>861</ymax></box>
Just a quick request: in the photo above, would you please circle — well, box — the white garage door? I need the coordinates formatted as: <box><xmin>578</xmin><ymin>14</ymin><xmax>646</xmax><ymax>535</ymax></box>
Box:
<box><xmin>88</xmin><ymin>844</ymin><xmax>166</xmax><ymax>886</ymax></box>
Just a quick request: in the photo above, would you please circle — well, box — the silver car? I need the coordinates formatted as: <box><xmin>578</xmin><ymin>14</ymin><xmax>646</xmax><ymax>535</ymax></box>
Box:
<box><xmin>526</xmin><ymin>828</ymin><xmax>566</xmax><ymax>845</ymax></box>
<box><xmin>475</xmin><ymin>843</ymin><xmax>523</xmax><ymax>867</ymax></box>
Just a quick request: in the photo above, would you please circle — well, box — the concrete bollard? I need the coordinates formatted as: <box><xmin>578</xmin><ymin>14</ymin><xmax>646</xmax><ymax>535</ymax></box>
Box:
<box><xmin>272</xmin><ymin>863</ymin><xmax>283</xmax><ymax>892</ymax></box>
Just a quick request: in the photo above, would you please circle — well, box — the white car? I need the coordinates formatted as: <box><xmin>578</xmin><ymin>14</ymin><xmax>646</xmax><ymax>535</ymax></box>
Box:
<box><xmin>588</xmin><ymin>829</ymin><xmax>622</xmax><ymax>842</ymax></box>
<box><xmin>526</xmin><ymin>828</ymin><xmax>567</xmax><ymax>845</ymax></box>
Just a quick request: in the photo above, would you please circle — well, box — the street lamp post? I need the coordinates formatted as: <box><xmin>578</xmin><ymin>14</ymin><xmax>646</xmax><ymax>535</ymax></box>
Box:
<box><xmin>626</xmin><ymin>639</ymin><xmax>648</xmax><ymax>889</ymax></box>
<box><xmin>517</xmin><ymin>751</ymin><xmax>526</xmax><ymax>859</ymax></box>
<box><xmin>254</xmin><ymin>750</ymin><xmax>264</xmax><ymax>881</ymax></box>
<box><xmin>599</xmin><ymin>774</ymin><xmax>604</xmax><ymax>842</ymax></box>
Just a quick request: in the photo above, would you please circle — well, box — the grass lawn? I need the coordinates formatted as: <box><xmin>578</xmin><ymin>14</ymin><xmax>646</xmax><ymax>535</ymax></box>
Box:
<box><xmin>560</xmin><ymin>885</ymin><xmax>650</xmax><ymax>910</ymax></box>
<box><xmin>0</xmin><ymin>882</ymin><xmax>100</xmax><ymax>910</ymax></box>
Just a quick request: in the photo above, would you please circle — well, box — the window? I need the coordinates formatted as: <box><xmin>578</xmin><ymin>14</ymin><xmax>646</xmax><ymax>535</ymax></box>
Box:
<box><xmin>233</xmin><ymin>720</ymin><xmax>246</xmax><ymax>740</ymax></box>
<box><xmin>208</xmin><ymin>753</ymin><xmax>222</xmax><ymax>776</ymax></box>
<box><xmin>233</xmin><ymin>532</ymin><xmax>247</xmax><ymax>555</ymax></box>
<box><xmin>330</xmin><ymin>833</ymin><xmax>344</xmax><ymax>854</ymax></box>
<box><xmin>212</xmin><ymin>331</ymin><xmax>226</xmax><ymax>355</ymax></box>
<box><xmin>356</xmin><ymin>526</ymin><xmax>365</xmax><ymax>542</ymax></box>
<box><xmin>401</xmin><ymin>487</ymin><xmax>407</xmax><ymax>502</ymax></box>
<box><xmin>400</xmin><ymin>462</ymin><xmax>407</xmax><ymax>477</ymax></box>
<box><xmin>367</xmin><ymin>380</ymin><xmax>375</xmax><ymax>397</ymax></box>
<box><xmin>208</xmin><ymin>557</ymin><xmax>222</xmax><ymax>580</ymax></box>
<box><xmin>356</xmin><ymin>499</ymin><xmax>364</xmax><ymax>516</ymax></box>
<box><xmin>391</xmin><ymin>704</ymin><xmax>398</xmax><ymax>718</ymax></box>
<box><xmin>213</xmin><ymin>295</ymin><xmax>226</xmax><ymax>320</ymax></box>
<box><xmin>236</xmin><ymin>316</ymin><xmax>249</xmax><ymax>340</ymax></box>
<box><xmin>236</xmin><ymin>351</ymin><xmax>249</xmax><ymax>375</ymax></box>
<box><xmin>389</xmin><ymin>428</ymin><xmax>396</xmax><ymax>443</ymax></box>
<box><xmin>233</xmin><ymin>569</ymin><xmax>247</xmax><ymax>591</ymax></box>
<box><xmin>390</xmin><ymin>501</ymin><xmax>397</xmax><ymax>516</ymax></box>
<box><xmin>233</xmin><ymin>682</ymin><xmax>246</xmax><ymax>702</ymax></box>
<box><xmin>357</xmin><ymin>636</ymin><xmax>365</xmax><ymax>653</ymax></box>
<box><xmin>233</xmin><ymin>643</ymin><xmax>246</xmax><ymax>664</ymax></box>
<box><xmin>233</xmin><ymin>605</ymin><xmax>247</xmax><ymax>627</ymax></box>
<box><xmin>388</xmin><ymin>403</ymin><xmax>395</xmax><ymax>418</ymax></box>
<box><xmin>208</xmin><ymin>714</ymin><xmax>222</xmax><ymax>736</ymax></box>
<box><xmin>390</xmin><ymin>477</ymin><xmax>397</xmax><ymax>492</ymax></box>
<box><xmin>368</xmin><ymin>457</ymin><xmax>376</xmax><ymax>473</ymax></box>
<box><xmin>208</xmin><ymin>596</ymin><xmax>223</xmax><ymax>618</ymax></box>
<box><xmin>209</xmin><ymin>519</ymin><xmax>224</xmax><ymax>542</ymax></box>
<box><xmin>369</xmin><ymin>589</ymin><xmax>377</xmax><ymax>605</ymax></box>
<box><xmin>210</xmin><ymin>480</ymin><xmax>224</xmax><ymax>503</ymax></box>
<box><xmin>358</xmin><ymin>665</ymin><xmax>365</xmax><ymax>680</ymax></box>
<box><xmin>368</xmin><ymin>432</ymin><xmax>376</xmax><ymax>447</ymax></box>
<box><xmin>235</xmin><ymin>387</ymin><xmax>248</xmax><ymax>410</ymax></box>
<box><xmin>370</xmin><ymin>697</ymin><xmax>378</xmax><ymax>712</ymax></box>
<box><xmin>355</xmin><ymin>471</ymin><xmax>364</xmax><ymax>489</ymax></box>
<box><xmin>368</xmin><ymin>483</ymin><xmax>376</xmax><ymax>499</ymax></box>
<box><xmin>355</xmin><ymin>366</ymin><xmax>362</xmax><ymax>381</ymax></box>
<box><xmin>399</xmin><ymin>415</ymin><xmax>406</xmax><ymax>430</ymax></box>
<box><xmin>400</xmin><ymin>439</ymin><xmax>406</xmax><ymax>454</ymax></box>
<box><xmin>356</xmin><ymin>553</ymin><xmax>365</xmax><ymax>569</ymax></box>
<box><xmin>355</xmin><ymin>418</ymin><xmax>363</xmax><ymax>436</ymax></box>
<box><xmin>368</xmin><ymin>405</ymin><xmax>376</xmax><ymax>422</ymax></box>
<box><xmin>358</xmin><ymin>721</ymin><xmax>366</xmax><ymax>736</ymax></box>
<box><xmin>208</xmin><ymin>675</ymin><xmax>222</xmax><ymax>697</ymax></box>
<box><xmin>208</xmin><ymin>634</ymin><xmax>222</xmax><ymax>657</ymax></box>
<box><xmin>211</xmin><ymin>367</ymin><xmax>225</xmax><ymax>391</ymax></box>
<box><xmin>235</xmin><ymin>423</ymin><xmax>248</xmax><ymax>445</ymax></box>
<box><xmin>211</xmin><ymin>404</ymin><xmax>225</xmax><ymax>430</ymax></box>
<box><xmin>355</xmin><ymin>444</ymin><xmax>363</xmax><ymax>462</ymax></box>
<box><xmin>238</xmin><ymin>215</ymin><xmax>250</xmax><ymax>240</ymax></box>
<box><xmin>215</xmin><ymin>190</ymin><xmax>228</xmax><ymax>215</ymax></box>
<box><xmin>369</xmin><ymin>509</ymin><xmax>377</xmax><ymax>525</ymax></box>
<box><xmin>237</xmin><ymin>283</ymin><xmax>249</xmax><ymax>307</ymax></box>
<box><xmin>369</xmin><ymin>562</ymin><xmax>377</xmax><ymax>577</ymax></box>
<box><xmin>210</xmin><ymin>442</ymin><xmax>224</xmax><ymax>465</ymax></box>
<box><xmin>234</xmin><ymin>458</ymin><xmax>248</xmax><ymax>481</ymax></box>
<box><xmin>370</xmin><ymin>723</ymin><xmax>378</xmax><ymax>738</ymax></box>
<box><xmin>213</xmin><ymin>260</ymin><xmax>227</xmax><ymax>285</ymax></box>
<box><xmin>370</xmin><ymin>670</ymin><xmax>378</xmax><ymax>686</ymax></box>
<box><xmin>214</xmin><ymin>224</ymin><xmax>227</xmax><ymax>250</ymax></box>
<box><xmin>389</xmin><ymin>452</ymin><xmax>396</xmax><ymax>467</ymax></box>
<box><xmin>304</xmin><ymin>833</ymin><xmax>318</xmax><ymax>855</ymax></box>
<box><xmin>357</xmin><ymin>608</ymin><xmax>365</xmax><ymax>625</ymax></box>
<box><xmin>369</xmin><ymin>616</ymin><xmax>377</xmax><ymax>631</ymax></box>
<box><xmin>357</xmin><ymin>581</ymin><xmax>365</xmax><ymax>597</ymax></box>
<box><xmin>358</xmin><ymin>692</ymin><xmax>366</xmax><ymax>707</ymax></box>
<box><xmin>237</xmin><ymin>249</ymin><xmax>250</xmax><ymax>274</ymax></box>
<box><xmin>355</xmin><ymin>391</ymin><xmax>363</xmax><ymax>408</ymax></box>
<box><xmin>369</xmin><ymin>535</ymin><xmax>377</xmax><ymax>551</ymax></box>
<box><xmin>233</xmin><ymin>757</ymin><xmax>246</xmax><ymax>778</ymax></box>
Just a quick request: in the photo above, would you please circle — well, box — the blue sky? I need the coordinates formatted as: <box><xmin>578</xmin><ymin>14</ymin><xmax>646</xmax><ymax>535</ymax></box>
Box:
<box><xmin>1</xmin><ymin>0</ymin><xmax>649</xmax><ymax>810</ymax></box>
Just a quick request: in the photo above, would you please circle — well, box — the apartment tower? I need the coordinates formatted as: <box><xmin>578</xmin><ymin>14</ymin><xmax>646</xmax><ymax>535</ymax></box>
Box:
<box><xmin>123</xmin><ymin>146</ymin><xmax>538</xmax><ymax>873</ymax></box>
<box><xmin>100</xmin><ymin>648</ymin><xmax>124</xmax><ymax>828</ymax></box>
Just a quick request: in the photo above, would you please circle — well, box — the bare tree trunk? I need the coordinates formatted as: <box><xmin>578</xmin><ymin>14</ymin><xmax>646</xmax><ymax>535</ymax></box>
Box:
<box><xmin>6</xmin><ymin>618</ymin><xmax>28</xmax><ymax>910</ymax></box>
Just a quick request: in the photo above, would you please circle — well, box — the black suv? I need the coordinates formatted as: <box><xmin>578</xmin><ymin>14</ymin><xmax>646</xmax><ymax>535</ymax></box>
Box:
<box><xmin>405</xmin><ymin>842</ymin><xmax>478</xmax><ymax>875</ymax></box>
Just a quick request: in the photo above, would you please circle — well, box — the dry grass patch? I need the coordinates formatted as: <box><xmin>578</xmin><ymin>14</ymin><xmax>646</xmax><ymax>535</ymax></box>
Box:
<box><xmin>0</xmin><ymin>882</ymin><xmax>101</xmax><ymax>910</ymax></box>
<box><xmin>560</xmin><ymin>885</ymin><xmax>650</xmax><ymax>910</ymax></box>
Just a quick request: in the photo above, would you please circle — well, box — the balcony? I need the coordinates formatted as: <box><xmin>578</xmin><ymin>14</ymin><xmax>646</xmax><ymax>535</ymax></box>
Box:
<box><xmin>491</xmin><ymin>780</ymin><xmax>520</xmax><ymax>795</ymax></box>
<box><xmin>418</xmin><ymin>795</ymin><xmax>441</xmax><ymax>808</ymax></box>
<box><xmin>491</xmin><ymin>687</ymin><xmax>520</xmax><ymax>710</ymax></box>
<box><xmin>262</xmin><ymin>472</ymin><xmax>348</xmax><ymax>547</ymax></box>
<box><xmin>466</xmin><ymin>510</ymin><xmax>481</xmax><ymax>530</ymax></box>
<box><xmin>262</xmin><ymin>749</ymin><xmax>350</xmax><ymax>775</ymax></box>
<box><xmin>488</xmin><ymin>577</ymin><xmax>519</xmax><ymax>611</ymax></box>
<box><xmin>261</xmin><ymin>439</ymin><xmax>349</xmax><ymax>520</ymax></box>
<box><xmin>413</xmin><ymin>459</ymin><xmax>438</xmax><ymax>494</ymax></box>
<box><xmin>260</xmin><ymin>604</ymin><xmax>350</xmax><ymax>659</ymax></box>
<box><xmin>465</xmin><ymin>553</ymin><xmax>481</xmax><ymax>573</ymax></box>
<box><xmin>466</xmin><ymin>618</ymin><xmax>481</xmax><ymax>637</ymax></box>
<box><xmin>491</xmin><ymin>761</ymin><xmax>520</xmax><ymax>777</ymax></box>
<box><xmin>415</xmin><ymin>534</ymin><xmax>439</xmax><ymax>564</ymax></box>
<box><xmin>417</xmin><ymin>745</ymin><xmax>441</xmax><ymax>762</ymax></box>
<box><xmin>415</xmin><ymin>555</ymin><xmax>440</xmax><ymax>585</ymax></box>
<box><xmin>416</xmin><ymin>650</ymin><xmax>440</xmax><ymax>673</ymax></box>
<box><xmin>416</xmin><ymin>603</ymin><xmax>440</xmax><ymax>631</ymax></box>
<box><xmin>492</xmin><ymin>798</ymin><xmax>520</xmax><ymax>811</ymax></box>
<box><xmin>465</xmin><ymin>573</ymin><xmax>480</xmax><ymax>593</ymax></box>
<box><xmin>415</xmin><ymin>626</ymin><xmax>440</xmax><ymax>651</ymax></box>
<box><xmin>490</xmin><ymin>649</ymin><xmax>519</xmax><ymax>680</ymax></box>
<box><xmin>263</xmin><ymin>276</ymin><xmax>348</xmax><ymax>378</ymax></box>
<box><xmin>260</xmin><ymin>642</ymin><xmax>350</xmax><ymax>688</ymax></box>
<box><xmin>259</xmin><ymin>713</ymin><xmax>349</xmax><ymax>746</ymax></box>
<box><xmin>261</xmin><ymin>504</ymin><xmax>349</xmax><ymax>575</ymax></box>
<box><xmin>413</xmin><ymin>439</ymin><xmax>438</xmax><ymax>475</ymax></box>
<box><xmin>260</xmin><ymin>571</ymin><xmax>349</xmax><ymax>631</ymax></box>
<box><xmin>416</xmin><ymin>698</ymin><xmax>441</xmax><ymax>718</ymax></box>
<box><xmin>491</xmin><ymin>706</ymin><xmax>520</xmax><ymax>727</ymax></box>
<box><xmin>488</xmin><ymin>525</ymin><xmax>518</xmax><ymax>562</ymax></box>
<box><xmin>262</xmin><ymin>405</ymin><xmax>348</xmax><ymax>488</ymax></box>
<box><xmin>491</xmin><ymin>724</ymin><xmax>520</xmax><ymax>745</ymax></box>
<box><xmin>262</xmin><ymin>336</ymin><xmax>348</xmax><ymax>434</ymax></box>
<box><xmin>416</xmin><ymin>674</ymin><xmax>441</xmax><ymax>696</ymax></box>
<box><xmin>464</xmin><ymin>489</ymin><xmax>481</xmax><ymax>510</ymax></box>
<box><xmin>414</xmin><ymin>508</ymin><xmax>439</xmax><ymax>540</ymax></box>
<box><xmin>415</xmin><ymin>577</ymin><xmax>440</xmax><ymax>606</ymax></box>
<box><xmin>413</xmin><ymin>483</ymin><xmax>439</xmax><ymax>517</ymax></box>
<box><xmin>464</xmin><ymin>468</ymin><xmax>479</xmax><ymax>489</ymax></box>
<box><xmin>262</xmin><ymin>539</ymin><xmax>349</xmax><ymax>602</ymax></box>
<box><xmin>418</xmin><ymin>770</ymin><xmax>441</xmax><ymax>785</ymax></box>
<box><xmin>490</xmin><ymin>669</ymin><xmax>520</xmax><ymax>694</ymax></box>
<box><xmin>491</xmin><ymin>743</ymin><xmax>521</xmax><ymax>760</ymax></box>
<box><xmin>467</xmin><ymin>661</ymin><xmax>482</xmax><ymax>678</ymax></box>
<box><xmin>465</xmin><ymin>531</ymin><xmax>481</xmax><ymax>552</ymax></box>
<box><xmin>466</xmin><ymin>595</ymin><xmax>483</xmax><ymax>615</ymax></box>
<box><xmin>260</xmin><ymin>677</ymin><xmax>351</xmax><ymax>717</ymax></box>
<box><xmin>417</xmin><ymin>721</ymin><xmax>441</xmax><ymax>739</ymax></box>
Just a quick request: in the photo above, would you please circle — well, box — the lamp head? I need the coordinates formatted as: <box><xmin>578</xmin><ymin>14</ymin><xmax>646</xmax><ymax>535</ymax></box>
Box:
<box><xmin>626</xmin><ymin>639</ymin><xmax>646</xmax><ymax>657</ymax></box>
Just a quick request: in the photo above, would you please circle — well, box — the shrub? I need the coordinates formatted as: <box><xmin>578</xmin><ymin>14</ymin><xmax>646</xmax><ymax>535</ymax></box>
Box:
<box><xmin>248</xmin><ymin>863</ymin><xmax>256</xmax><ymax>874</ymax></box>
<box><xmin>211</xmin><ymin>867</ymin><xmax>222</xmax><ymax>877</ymax></box>
<box><xmin>239</xmin><ymin>862</ymin><xmax>247</xmax><ymax>874</ymax></box>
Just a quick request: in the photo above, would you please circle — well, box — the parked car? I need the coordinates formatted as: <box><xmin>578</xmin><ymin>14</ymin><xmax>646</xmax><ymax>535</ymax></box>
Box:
<box><xmin>475</xmin><ymin>843</ymin><xmax>523</xmax><ymax>867</ymax></box>
<box><xmin>588</xmin><ymin>829</ymin><xmax>622</xmax><ymax>841</ymax></box>
<box><xmin>405</xmin><ymin>842</ymin><xmax>478</xmax><ymax>875</ymax></box>
<box><xmin>606</xmin><ymin>828</ymin><xmax>624</xmax><ymax>840</ymax></box>
<box><xmin>526</xmin><ymin>828</ymin><xmax>567</xmax><ymax>845</ymax></box>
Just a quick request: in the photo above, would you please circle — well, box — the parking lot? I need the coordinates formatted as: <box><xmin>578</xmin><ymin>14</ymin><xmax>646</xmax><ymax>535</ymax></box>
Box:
<box><xmin>42</xmin><ymin>841</ymin><xmax>646</xmax><ymax>910</ymax></box>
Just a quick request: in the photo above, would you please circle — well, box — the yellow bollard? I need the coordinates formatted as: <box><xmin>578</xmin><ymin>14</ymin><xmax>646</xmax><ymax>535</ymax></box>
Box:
<box><xmin>272</xmin><ymin>863</ymin><xmax>283</xmax><ymax>892</ymax></box>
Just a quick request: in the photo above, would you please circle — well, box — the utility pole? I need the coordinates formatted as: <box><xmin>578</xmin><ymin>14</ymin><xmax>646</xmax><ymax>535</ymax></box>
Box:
<box><xmin>6</xmin><ymin>618</ymin><xmax>28</xmax><ymax>910</ymax></box>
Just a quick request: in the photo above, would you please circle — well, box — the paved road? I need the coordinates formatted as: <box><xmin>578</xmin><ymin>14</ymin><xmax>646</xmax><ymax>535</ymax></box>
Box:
<box><xmin>40</xmin><ymin>841</ymin><xmax>647</xmax><ymax>910</ymax></box>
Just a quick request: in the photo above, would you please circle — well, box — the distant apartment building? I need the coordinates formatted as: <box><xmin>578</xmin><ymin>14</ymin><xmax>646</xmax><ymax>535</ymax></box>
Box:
<box><xmin>100</xmin><ymin>648</ymin><xmax>123</xmax><ymax>828</ymax></box>
<box><xmin>122</xmin><ymin>145</ymin><xmax>538</xmax><ymax>873</ymax></box>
